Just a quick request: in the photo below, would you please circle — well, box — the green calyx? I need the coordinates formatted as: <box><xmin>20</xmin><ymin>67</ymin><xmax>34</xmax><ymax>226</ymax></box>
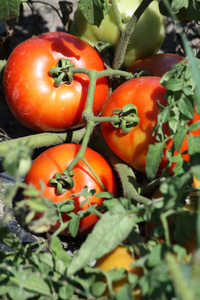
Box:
<box><xmin>49</xmin><ymin>170</ymin><xmax>75</xmax><ymax>194</ymax></box>
<box><xmin>49</xmin><ymin>58</ymin><xmax>75</xmax><ymax>87</ymax></box>
<box><xmin>112</xmin><ymin>103</ymin><xmax>140</xmax><ymax>133</ymax></box>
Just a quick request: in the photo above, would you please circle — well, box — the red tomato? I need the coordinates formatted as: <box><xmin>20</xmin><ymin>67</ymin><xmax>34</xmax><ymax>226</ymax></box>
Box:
<box><xmin>100</xmin><ymin>77</ymin><xmax>169</xmax><ymax>173</ymax></box>
<box><xmin>25</xmin><ymin>143</ymin><xmax>117</xmax><ymax>235</ymax></box>
<box><xmin>3</xmin><ymin>32</ymin><xmax>109</xmax><ymax>132</ymax></box>
<box><xmin>127</xmin><ymin>53</ymin><xmax>185</xmax><ymax>77</ymax></box>
<box><xmin>100</xmin><ymin>76</ymin><xmax>200</xmax><ymax>174</ymax></box>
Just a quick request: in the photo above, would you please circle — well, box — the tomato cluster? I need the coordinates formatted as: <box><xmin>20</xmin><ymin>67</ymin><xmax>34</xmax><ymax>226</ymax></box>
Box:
<box><xmin>2</xmin><ymin>3</ymin><xmax>200</xmax><ymax>298</ymax></box>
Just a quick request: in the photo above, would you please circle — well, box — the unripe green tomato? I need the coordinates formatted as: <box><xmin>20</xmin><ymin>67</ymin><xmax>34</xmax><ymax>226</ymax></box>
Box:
<box><xmin>2</xmin><ymin>154</ymin><xmax>32</xmax><ymax>177</ymax></box>
<box><xmin>71</xmin><ymin>0</ymin><xmax>165</xmax><ymax>68</ymax></box>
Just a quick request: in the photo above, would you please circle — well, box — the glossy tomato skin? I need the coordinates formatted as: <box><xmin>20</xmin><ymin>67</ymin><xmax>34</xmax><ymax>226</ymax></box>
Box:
<box><xmin>3</xmin><ymin>32</ymin><xmax>109</xmax><ymax>132</ymax></box>
<box><xmin>127</xmin><ymin>53</ymin><xmax>185</xmax><ymax>77</ymax></box>
<box><xmin>101</xmin><ymin>77</ymin><xmax>169</xmax><ymax>173</ymax></box>
<box><xmin>25</xmin><ymin>143</ymin><xmax>118</xmax><ymax>235</ymax></box>
<box><xmin>71</xmin><ymin>0</ymin><xmax>165</xmax><ymax>68</ymax></box>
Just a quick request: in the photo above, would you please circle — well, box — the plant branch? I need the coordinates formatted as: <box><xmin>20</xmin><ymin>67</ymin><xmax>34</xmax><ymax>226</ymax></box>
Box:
<box><xmin>0</xmin><ymin>128</ymin><xmax>86</xmax><ymax>157</ymax></box>
<box><xmin>165</xmin><ymin>252</ymin><xmax>196</xmax><ymax>300</ymax></box>
<box><xmin>112</xmin><ymin>0</ymin><xmax>154</xmax><ymax>70</ymax></box>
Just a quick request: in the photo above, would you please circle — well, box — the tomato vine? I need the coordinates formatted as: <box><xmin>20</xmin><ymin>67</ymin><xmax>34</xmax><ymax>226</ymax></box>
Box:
<box><xmin>0</xmin><ymin>0</ymin><xmax>200</xmax><ymax>300</ymax></box>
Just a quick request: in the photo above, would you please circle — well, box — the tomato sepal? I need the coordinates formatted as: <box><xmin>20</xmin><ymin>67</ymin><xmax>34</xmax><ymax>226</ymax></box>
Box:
<box><xmin>112</xmin><ymin>104</ymin><xmax>140</xmax><ymax>134</ymax></box>
<box><xmin>49</xmin><ymin>170</ymin><xmax>75</xmax><ymax>194</ymax></box>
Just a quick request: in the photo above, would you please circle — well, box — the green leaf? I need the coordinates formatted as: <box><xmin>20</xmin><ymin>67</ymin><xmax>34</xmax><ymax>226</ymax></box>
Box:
<box><xmin>115</xmin><ymin>283</ymin><xmax>134</xmax><ymax>300</ymax></box>
<box><xmin>91</xmin><ymin>281</ymin><xmax>107</xmax><ymax>297</ymax></box>
<box><xmin>146</xmin><ymin>143</ymin><xmax>164</xmax><ymax>180</ymax></box>
<box><xmin>0</xmin><ymin>285</ymin><xmax>35</xmax><ymax>300</ymax></box>
<box><xmin>24</xmin><ymin>198</ymin><xmax>54</xmax><ymax>213</ymax></box>
<box><xmin>0</xmin><ymin>0</ymin><xmax>21</xmax><ymax>20</ymax></box>
<box><xmin>170</xmin><ymin>153</ymin><xmax>184</xmax><ymax>175</ymax></box>
<box><xmin>58</xmin><ymin>284</ymin><xmax>74</xmax><ymax>300</ymax></box>
<box><xmin>173</xmin><ymin>126</ymin><xmax>188</xmax><ymax>152</ymax></box>
<box><xmin>189</xmin><ymin>120</ymin><xmax>200</xmax><ymax>131</ymax></box>
<box><xmin>67</xmin><ymin>204</ymin><xmax>137</xmax><ymax>275</ymax></box>
<box><xmin>165</xmin><ymin>78</ymin><xmax>183</xmax><ymax>91</ymax></box>
<box><xmin>68</xmin><ymin>213</ymin><xmax>80</xmax><ymax>237</ymax></box>
<box><xmin>171</xmin><ymin>0</ymin><xmax>188</xmax><ymax>13</ymax></box>
<box><xmin>147</xmin><ymin>243</ymin><xmax>169</xmax><ymax>268</ymax></box>
<box><xmin>78</xmin><ymin>0</ymin><xmax>111</xmax><ymax>26</ymax></box>
<box><xmin>50</xmin><ymin>235</ymin><xmax>72</xmax><ymax>265</ymax></box>
<box><xmin>178</xmin><ymin>97</ymin><xmax>194</xmax><ymax>119</ymax></box>
<box><xmin>0</xmin><ymin>227</ymin><xmax>22</xmax><ymax>250</ymax></box>
<box><xmin>59</xmin><ymin>200</ymin><xmax>75</xmax><ymax>213</ymax></box>
<box><xmin>188</xmin><ymin>135</ymin><xmax>200</xmax><ymax>155</ymax></box>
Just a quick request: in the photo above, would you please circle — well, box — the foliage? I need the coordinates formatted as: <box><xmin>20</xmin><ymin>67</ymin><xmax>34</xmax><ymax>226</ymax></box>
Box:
<box><xmin>0</xmin><ymin>0</ymin><xmax>22</xmax><ymax>21</ymax></box>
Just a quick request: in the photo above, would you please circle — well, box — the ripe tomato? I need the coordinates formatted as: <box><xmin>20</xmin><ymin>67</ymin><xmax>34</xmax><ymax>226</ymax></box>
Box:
<box><xmin>101</xmin><ymin>76</ymin><xmax>200</xmax><ymax>174</ymax></box>
<box><xmin>24</xmin><ymin>143</ymin><xmax>118</xmax><ymax>235</ymax></box>
<box><xmin>127</xmin><ymin>53</ymin><xmax>185</xmax><ymax>77</ymax></box>
<box><xmin>95</xmin><ymin>246</ymin><xmax>143</xmax><ymax>298</ymax></box>
<box><xmin>3</xmin><ymin>32</ymin><xmax>109</xmax><ymax>132</ymax></box>
<box><xmin>100</xmin><ymin>77</ymin><xmax>168</xmax><ymax>173</ymax></box>
<box><xmin>71</xmin><ymin>0</ymin><xmax>165</xmax><ymax>68</ymax></box>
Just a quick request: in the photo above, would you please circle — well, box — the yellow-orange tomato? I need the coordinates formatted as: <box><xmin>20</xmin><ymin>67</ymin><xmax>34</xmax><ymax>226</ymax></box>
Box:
<box><xmin>95</xmin><ymin>246</ymin><xmax>143</xmax><ymax>299</ymax></box>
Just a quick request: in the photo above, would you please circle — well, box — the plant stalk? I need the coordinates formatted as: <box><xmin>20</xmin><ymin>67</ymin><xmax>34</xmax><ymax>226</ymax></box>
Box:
<box><xmin>112</xmin><ymin>0</ymin><xmax>154</xmax><ymax>70</ymax></box>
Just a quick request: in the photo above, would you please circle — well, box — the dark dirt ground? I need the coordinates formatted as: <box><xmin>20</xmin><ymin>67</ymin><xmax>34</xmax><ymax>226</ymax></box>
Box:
<box><xmin>0</xmin><ymin>0</ymin><xmax>200</xmax><ymax>250</ymax></box>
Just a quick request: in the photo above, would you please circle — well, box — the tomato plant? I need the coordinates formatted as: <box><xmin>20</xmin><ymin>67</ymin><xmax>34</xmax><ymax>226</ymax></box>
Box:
<box><xmin>1</xmin><ymin>1</ymin><xmax>200</xmax><ymax>299</ymax></box>
<box><xmin>3</xmin><ymin>32</ymin><xmax>109</xmax><ymax>132</ymax></box>
<box><xmin>127</xmin><ymin>53</ymin><xmax>185</xmax><ymax>77</ymax></box>
<box><xmin>71</xmin><ymin>0</ymin><xmax>165</xmax><ymax>68</ymax></box>
<box><xmin>24</xmin><ymin>143</ymin><xmax>118</xmax><ymax>236</ymax></box>
<box><xmin>95</xmin><ymin>245</ymin><xmax>143</xmax><ymax>298</ymax></box>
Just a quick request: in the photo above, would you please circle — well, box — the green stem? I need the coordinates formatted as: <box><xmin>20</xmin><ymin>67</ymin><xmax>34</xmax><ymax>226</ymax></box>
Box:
<box><xmin>0</xmin><ymin>128</ymin><xmax>86</xmax><ymax>157</ymax></box>
<box><xmin>65</xmin><ymin>121</ymin><xmax>95</xmax><ymax>173</ymax></box>
<box><xmin>83</xmin><ymin>69</ymin><xmax>98</xmax><ymax>115</ymax></box>
<box><xmin>112</xmin><ymin>0</ymin><xmax>154</xmax><ymax>70</ymax></box>
<box><xmin>51</xmin><ymin>220</ymin><xmax>71</xmax><ymax>237</ymax></box>
<box><xmin>83</xmin><ymin>158</ymin><xmax>106</xmax><ymax>191</ymax></box>
<box><xmin>70</xmin><ymin>66</ymin><xmax>133</xmax><ymax>80</ymax></box>
<box><xmin>90</xmin><ymin>115</ymin><xmax>120</xmax><ymax>124</ymax></box>
<box><xmin>35</xmin><ymin>241</ymin><xmax>49</xmax><ymax>255</ymax></box>
<box><xmin>160</xmin><ymin>210</ymin><xmax>174</xmax><ymax>247</ymax></box>
<box><xmin>165</xmin><ymin>252</ymin><xmax>196</xmax><ymax>300</ymax></box>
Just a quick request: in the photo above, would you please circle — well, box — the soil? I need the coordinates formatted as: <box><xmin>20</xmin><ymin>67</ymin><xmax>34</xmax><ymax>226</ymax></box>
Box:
<box><xmin>0</xmin><ymin>0</ymin><xmax>200</xmax><ymax>250</ymax></box>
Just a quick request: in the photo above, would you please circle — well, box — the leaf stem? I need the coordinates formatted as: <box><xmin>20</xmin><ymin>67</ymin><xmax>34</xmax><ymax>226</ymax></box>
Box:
<box><xmin>165</xmin><ymin>252</ymin><xmax>196</xmax><ymax>300</ymax></box>
<box><xmin>161</xmin><ymin>210</ymin><xmax>174</xmax><ymax>247</ymax></box>
<box><xmin>112</xmin><ymin>0</ymin><xmax>154</xmax><ymax>69</ymax></box>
